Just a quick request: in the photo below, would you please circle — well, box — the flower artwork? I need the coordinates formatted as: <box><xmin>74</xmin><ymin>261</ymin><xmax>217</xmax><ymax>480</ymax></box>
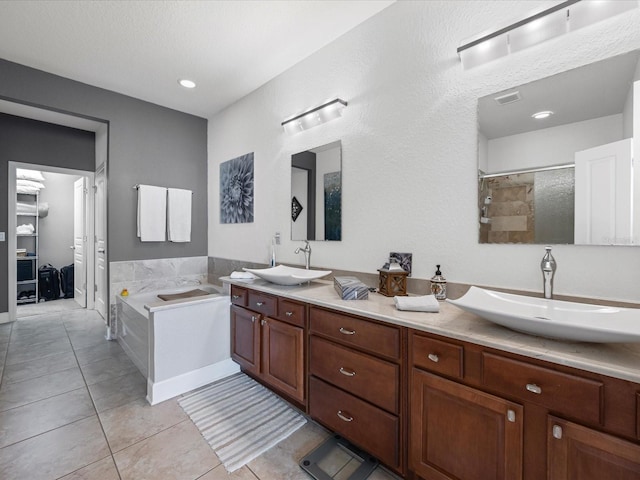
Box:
<box><xmin>220</xmin><ymin>153</ymin><xmax>254</xmax><ymax>224</ymax></box>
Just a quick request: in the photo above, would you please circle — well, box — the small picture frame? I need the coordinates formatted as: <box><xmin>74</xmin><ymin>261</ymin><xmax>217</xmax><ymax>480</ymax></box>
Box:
<box><xmin>390</xmin><ymin>252</ymin><xmax>412</xmax><ymax>276</ymax></box>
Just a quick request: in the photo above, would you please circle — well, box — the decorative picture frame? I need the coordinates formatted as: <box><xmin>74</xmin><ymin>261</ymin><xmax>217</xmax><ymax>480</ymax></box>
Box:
<box><xmin>291</xmin><ymin>196</ymin><xmax>303</xmax><ymax>222</ymax></box>
<box><xmin>220</xmin><ymin>152</ymin><xmax>254</xmax><ymax>224</ymax></box>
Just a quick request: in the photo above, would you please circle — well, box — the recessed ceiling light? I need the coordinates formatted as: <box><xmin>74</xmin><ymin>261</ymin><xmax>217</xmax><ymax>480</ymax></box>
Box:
<box><xmin>178</xmin><ymin>79</ymin><xmax>196</xmax><ymax>89</ymax></box>
<box><xmin>532</xmin><ymin>110</ymin><xmax>554</xmax><ymax>120</ymax></box>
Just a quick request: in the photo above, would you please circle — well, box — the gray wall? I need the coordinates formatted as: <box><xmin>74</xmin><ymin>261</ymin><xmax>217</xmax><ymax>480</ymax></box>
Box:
<box><xmin>0</xmin><ymin>59</ymin><xmax>208</xmax><ymax>315</ymax></box>
<box><xmin>0</xmin><ymin>113</ymin><xmax>95</xmax><ymax>312</ymax></box>
<box><xmin>38</xmin><ymin>172</ymin><xmax>82</xmax><ymax>269</ymax></box>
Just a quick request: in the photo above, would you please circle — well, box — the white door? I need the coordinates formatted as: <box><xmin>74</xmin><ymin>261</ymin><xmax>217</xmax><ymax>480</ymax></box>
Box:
<box><xmin>73</xmin><ymin>178</ymin><xmax>87</xmax><ymax>306</ymax></box>
<box><xmin>95</xmin><ymin>166</ymin><xmax>107</xmax><ymax>320</ymax></box>
<box><xmin>574</xmin><ymin>139</ymin><xmax>634</xmax><ymax>245</ymax></box>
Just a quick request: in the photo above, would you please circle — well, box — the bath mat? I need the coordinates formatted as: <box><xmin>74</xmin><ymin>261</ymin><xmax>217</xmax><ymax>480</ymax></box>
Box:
<box><xmin>178</xmin><ymin>373</ymin><xmax>307</xmax><ymax>472</ymax></box>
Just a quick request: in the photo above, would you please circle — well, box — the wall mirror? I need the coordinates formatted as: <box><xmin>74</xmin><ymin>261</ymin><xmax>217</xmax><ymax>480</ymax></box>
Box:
<box><xmin>478</xmin><ymin>49</ymin><xmax>640</xmax><ymax>245</ymax></box>
<box><xmin>291</xmin><ymin>140</ymin><xmax>342</xmax><ymax>241</ymax></box>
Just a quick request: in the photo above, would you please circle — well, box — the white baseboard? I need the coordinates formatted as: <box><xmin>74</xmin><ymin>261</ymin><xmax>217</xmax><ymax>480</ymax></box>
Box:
<box><xmin>0</xmin><ymin>312</ymin><xmax>10</xmax><ymax>324</ymax></box>
<box><xmin>147</xmin><ymin>358</ymin><xmax>240</xmax><ymax>405</ymax></box>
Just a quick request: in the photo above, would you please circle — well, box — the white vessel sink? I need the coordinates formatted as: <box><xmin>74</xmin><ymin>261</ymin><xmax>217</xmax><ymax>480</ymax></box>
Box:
<box><xmin>448</xmin><ymin>286</ymin><xmax>640</xmax><ymax>343</ymax></box>
<box><xmin>243</xmin><ymin>265</ymin><xmax>332</xmax><ymax>286</ymax></box>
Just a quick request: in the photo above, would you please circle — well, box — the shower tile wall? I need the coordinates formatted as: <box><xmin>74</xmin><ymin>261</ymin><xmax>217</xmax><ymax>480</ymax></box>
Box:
<box><xmin>485</xmin><ymin>174</ymin><xmax>534</xmax><ymax>244</ymax></box>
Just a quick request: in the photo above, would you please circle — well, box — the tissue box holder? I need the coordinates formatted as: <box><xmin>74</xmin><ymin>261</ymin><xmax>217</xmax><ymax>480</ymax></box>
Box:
<box><xmin>334</xmin><ymin>276</ymin><xmax>369</xmax><ymax>300</ymax></box>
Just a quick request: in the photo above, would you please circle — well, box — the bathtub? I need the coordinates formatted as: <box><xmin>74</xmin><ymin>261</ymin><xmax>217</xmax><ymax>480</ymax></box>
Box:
<box><xmin>116</xmin><ymin>284</ymin><xmax>239</xmax><ymax>405</ymax></box>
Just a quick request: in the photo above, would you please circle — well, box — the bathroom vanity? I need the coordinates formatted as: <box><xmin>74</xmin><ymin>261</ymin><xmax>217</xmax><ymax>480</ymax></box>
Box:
<box><xmin>224</xmin><ymin>278</ymin><xmax>640</xmax><ymax>480</ymax></box>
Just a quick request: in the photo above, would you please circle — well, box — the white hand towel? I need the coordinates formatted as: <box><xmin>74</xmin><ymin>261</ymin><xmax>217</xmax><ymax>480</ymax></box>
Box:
<box><xmin>167</xmin><ymin>188</ymin><xmax>192</xmax><ymax>242</ymax></box>
<box><xmin>394</xmin><ymin>295</ymin><xmax>440</xmax><ymax>312</ymax></box>
<box><xmin>137</xmin><ymin>185</ymin><xmax>167</xmax><ymax>242</ymax></box>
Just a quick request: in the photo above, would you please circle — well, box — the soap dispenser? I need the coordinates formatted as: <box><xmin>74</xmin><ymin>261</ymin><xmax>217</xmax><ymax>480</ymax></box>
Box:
<box><xmin>430</xmin><ymin>265</ymin><xmax>447</xmax><ymax>300</ymax></box>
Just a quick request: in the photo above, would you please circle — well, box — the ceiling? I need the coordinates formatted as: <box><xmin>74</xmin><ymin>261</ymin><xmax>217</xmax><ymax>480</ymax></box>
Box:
<box><xmin>479</xmin><ymin>49</ymin><xmax>640</xmax><ymax>139</ymax></box>
<box><xmin>0</xmin><ymin>0</ymin><xmax>394</xmax><ymax>119</ymax></box>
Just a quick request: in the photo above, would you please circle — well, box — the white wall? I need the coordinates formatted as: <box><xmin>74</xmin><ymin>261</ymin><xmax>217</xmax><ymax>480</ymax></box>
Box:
<box><xmin>487</xmin><ymin>114</ymin><xmax>623</xmax><ymax>172</ymax></box>
<box><xmin>208</xmin><ymin>1</ymin><xmax>640</xmax><ymax>302</ymax></box>
<box><xmin>39</xmin><ymin>172</ymin><xmax>81</xmax><ymax>269</ymax></box>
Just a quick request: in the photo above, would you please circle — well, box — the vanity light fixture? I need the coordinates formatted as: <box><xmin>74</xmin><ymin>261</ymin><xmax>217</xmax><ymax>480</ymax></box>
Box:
<box><xmin>282</xmin><ymin>98</ymin><xmax>347</xmax><ymax>134</ymax></box>
<box><xmin>178</xmin><ymin>79</ymin><xmax>196</xmax><ymax>89</ymax></box>
<box><xmin>457</xmin><ymin>0</ymin><xmax>638</xmax><ymax>69</ymax></box>
<box><xmin>532</xmin><ymin>110</ymin><xmax>554</xmax><ymax>119</ymax></box>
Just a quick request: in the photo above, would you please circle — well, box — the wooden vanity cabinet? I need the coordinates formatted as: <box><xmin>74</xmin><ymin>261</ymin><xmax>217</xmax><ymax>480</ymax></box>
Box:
<box><xmin>308</xmin><ymin>306</ymin><xmax>406</xmax><ymax>475</ymax></box>
<box><xmin>230</xmin><ymin>286</ymin><xmax>306</xmax><ymax>406</ymax></box>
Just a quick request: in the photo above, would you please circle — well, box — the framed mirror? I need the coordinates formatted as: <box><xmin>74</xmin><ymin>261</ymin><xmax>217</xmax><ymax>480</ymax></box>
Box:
<box><xmin>478</xmin><ymin>49</ymin><xmax>640</xmax><ymax>245</ymax></box>
<box><xmin>291</xmin><ymin>141</ymin><xmax>342</xmax><ymax>241</ymax></box>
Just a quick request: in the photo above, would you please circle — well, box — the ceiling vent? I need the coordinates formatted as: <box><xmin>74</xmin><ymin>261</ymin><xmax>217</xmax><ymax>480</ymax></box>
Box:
<box><xmin>494</xmin><ymin>91</ymin><xmax>521</xmax><ymax>105</ymax></box>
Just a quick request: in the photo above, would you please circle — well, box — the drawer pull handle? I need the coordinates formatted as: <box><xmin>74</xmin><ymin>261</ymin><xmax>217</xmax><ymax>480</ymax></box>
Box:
<box><xmin>337</xmin><ymin>411</ymin><xmax>353</xmax><ymax>422</ymax></box>
<box><xmin>256</xmin><ymin>302</ymin><xmax>264</xmax><ymax>307</ymax></box>
<box><xmin>552</xmin><ymin>425</ymin><xmax>563</xmax><ymax>439</ymax></box>
<box><xmin>339</xmin><ymin>367</ymin><xmax>356</xmax><ymax>377</ymax></box>
<box><xmin>428</xmin><ymin>353</ymin><xmax>439</xmax><ymax>363</ymax></box>
<box><xmin>339</xmin><ymin>327</ymin><xmax>356</xmax><ymax>335</ymax></box>
<box><xmin>285</xmin><ymin>311</ymin><xmax>293</xmax><ymax>317</ymax></box>
<box><xmin>251</xmin><ymin>316</ymin><xmax>256</xmax><ymax>323</ymax></box>
<box><xmin>507</xmin><ymin>409</ymin><xmax>516</xmax><ymax>423</ymax></box>
<box><xmin>232</xmin><ymin>295</ymin><xmax>241</xmax><ymax>300</ymax></box>
<box><xmin>526</xmin><ymin>383</ymin><xmax>542</xmax><ymax>394</ymax></box>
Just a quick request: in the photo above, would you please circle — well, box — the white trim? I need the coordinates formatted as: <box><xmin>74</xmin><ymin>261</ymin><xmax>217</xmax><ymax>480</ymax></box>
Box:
<box><xmin>0</xmin><ymin>312</ymin><xmax>9</xmax><ymax>324</ymax></box>
<box><xmin>146</xmin><ymin>358</ymin><xmax>240</xmax><ymax>405</ymax></box>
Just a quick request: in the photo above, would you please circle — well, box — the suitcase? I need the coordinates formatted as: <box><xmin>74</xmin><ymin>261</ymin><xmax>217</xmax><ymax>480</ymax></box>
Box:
<box><xmin>60</xmin><ymin>264</ymin><xmax>74</xmax><ymax>299</ymax></box>
<box><xmin>38</xmin><ymin>264</ymin><xmax>60</xmax><ymax>301</ymax></box>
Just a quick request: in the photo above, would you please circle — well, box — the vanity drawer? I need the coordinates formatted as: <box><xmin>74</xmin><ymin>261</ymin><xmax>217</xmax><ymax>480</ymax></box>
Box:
<box><xmin>230</xmin><ymin>286</ymin><xmax>247</xmax><ymax>307</ymax></box>
<box><xmin>309</xmin><ymin>376</ymin><xmax>399</xmax><ymax>468</ymax></box>
<box><xmin>636</xmin><ymin>393</ymin><xmax>640</xmax><ymax>440</ymax></box>
<box><xmin>247</xmin><ymin>291</ymin><xmax>276</xmax><ymax>317</ymax></box>
<box><xmin>310</xmin><ymin>335</ymin><xmax>399</xmax><ymax>414</ymax></box>
<box><xmin>310</xmin><ymin>307</ymin><xmax>400</xmax><ymax>360</ymax></box>
<box><xmin>412</xmin><ymin>334</ymin><xmax>463</xmax><ymax>379</ymax></box>
<box><xmin>482</xmin><ymin>353</ymin><xmax>603</xmax><ymax>425</ymax></box>
<box><xmin>275</xmin><ymin>298</ymin><xmax>306</xmax><ymax>327</ymax></box>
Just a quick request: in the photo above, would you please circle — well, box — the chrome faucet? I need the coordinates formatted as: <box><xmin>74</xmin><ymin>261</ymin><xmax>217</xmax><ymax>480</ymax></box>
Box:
<box><xmin>295</xmin><ymin>240</ymin><xmax>312</xmax><ymax>269</ymax></box>
<box><xmin>540</xmin><ymin>246</ymin><xmax>557</xmax><ymax>299</ymax></box>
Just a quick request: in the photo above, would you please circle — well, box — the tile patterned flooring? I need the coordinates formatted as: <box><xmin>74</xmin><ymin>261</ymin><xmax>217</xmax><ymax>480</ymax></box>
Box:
<box><xmin>0</xmin><ymin>309</ymin><xmax>400</xmax><ymax>480</ymax></box>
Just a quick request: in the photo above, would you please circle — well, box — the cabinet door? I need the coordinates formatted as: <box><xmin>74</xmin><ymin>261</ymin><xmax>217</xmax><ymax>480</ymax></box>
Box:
<box><xmin>410</xmin><ymin>368</ymin><xmax>523</xmax><ymax>480</ymax></box>
<box><xmin>547</xmin><ymin>416</ymin><xmax>640</xmax><ymax>480</ymax></box>
<box><xmin>261</xmin><ymin>317</ymin><xmax>304</xmax><ymax>403</ymax></box>
<box><xmin>230</xmin><ymin>305</ymin><xmax>260</xmax><ymax>376</ymax></box>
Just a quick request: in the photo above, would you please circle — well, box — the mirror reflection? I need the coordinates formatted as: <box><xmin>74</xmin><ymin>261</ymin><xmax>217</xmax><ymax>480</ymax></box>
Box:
<box><xmin>291</xmin><ymin>140</ymin><xmax>342</xmax><ymax>241</ymax></box>
<box><xmin>478</xmin><ymin>49</ymin><xmax>640</xmax><ymax>245</ymax></box>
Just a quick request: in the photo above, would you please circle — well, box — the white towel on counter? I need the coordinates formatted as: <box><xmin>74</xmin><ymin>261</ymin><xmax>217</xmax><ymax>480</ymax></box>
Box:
<box><xmin>137</xmin><ymin>185</ymin><xmax>167</xmax><ymax>241</ymax></box>
<box><xmin>167</xmin><ymin>188</ymin><xmax>192</xmax><ymax>242</ymax></box>
<box><xmin>394</xmin><ymin>295</ymin><xmax>440</xmax><ymax>312</ymax></box>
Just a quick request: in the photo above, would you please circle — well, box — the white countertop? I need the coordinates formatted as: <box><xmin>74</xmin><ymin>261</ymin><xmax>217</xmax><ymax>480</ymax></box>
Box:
<box><xmin>221</xmin><ymin>277</ymin><xmax>640</xmax><ymax>384</ymax></box>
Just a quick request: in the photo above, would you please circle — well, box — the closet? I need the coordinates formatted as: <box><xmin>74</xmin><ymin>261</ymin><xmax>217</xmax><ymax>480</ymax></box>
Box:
<box><xmin>16</xmin><ymin>173</ymin><xmax>41</xmax><ymax>303</ymax></box>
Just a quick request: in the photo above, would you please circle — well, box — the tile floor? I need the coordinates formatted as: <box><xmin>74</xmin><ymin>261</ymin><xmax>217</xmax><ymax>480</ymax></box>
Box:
<box><xmin>0</xmin><ymin>308</ymin><xmax>400</xmax><ymax>480</ymax></box>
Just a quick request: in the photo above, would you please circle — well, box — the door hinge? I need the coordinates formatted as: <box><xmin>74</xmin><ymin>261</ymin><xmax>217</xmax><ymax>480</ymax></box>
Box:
<box><xmin>94</xmin><ymin>284</ymin><xmax>98</xmax><ymax>292</ymax></box>
<box><xmin>93</xmin><ymin>185</ymin><xmax>98</xmax><ymax>193</ymax></box>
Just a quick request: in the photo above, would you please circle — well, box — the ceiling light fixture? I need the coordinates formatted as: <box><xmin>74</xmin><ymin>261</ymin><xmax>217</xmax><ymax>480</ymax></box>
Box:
<box><xmin>178</xmin><ymin>79</ymin><xmax>196</xmax><ymax>89</ymax></box>
<box><xmin>282</xmin><ymin>98</ymin><xmax>347</xmax><ymax>134</ymax></box>
<box><xmin>457</xmin><ymin>0</ymin><xmax>638</xmax><ymax>69</ymax></box>
<box><xmin>532</xmin><ymin>110</ymin><xmax>554</xmax><ymax>120</ymax></box>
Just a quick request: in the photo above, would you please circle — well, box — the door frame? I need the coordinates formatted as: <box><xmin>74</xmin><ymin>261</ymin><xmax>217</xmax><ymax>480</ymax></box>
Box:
<box><xmin>8</xmin><ymin>163</ymin><xmax>95</xmax><ymax>321</ymax></box>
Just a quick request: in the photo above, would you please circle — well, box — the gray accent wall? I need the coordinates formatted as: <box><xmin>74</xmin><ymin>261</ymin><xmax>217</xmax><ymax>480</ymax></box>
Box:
<box><xmin>0</xmin><ymin>59</ymin><xmax>208</xmax><ymax>315</ymax></box>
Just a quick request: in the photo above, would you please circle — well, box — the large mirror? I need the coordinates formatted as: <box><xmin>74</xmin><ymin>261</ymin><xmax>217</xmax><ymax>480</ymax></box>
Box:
<box><xmin>478</xmin><ymin>49</ymin><xmax>640</xmax><ymax>245</ymax></box>
<box><xmin>291</xmin><ymin>140</ymin><xmax>342</xmax><ymax>241</ymax></box>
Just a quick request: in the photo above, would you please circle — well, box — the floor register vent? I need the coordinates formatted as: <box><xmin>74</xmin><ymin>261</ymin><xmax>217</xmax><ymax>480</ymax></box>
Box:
<box><xmin>300</xmin><ymin>434</ymin><xmax>379</xmax><ymax>480</ymax></box>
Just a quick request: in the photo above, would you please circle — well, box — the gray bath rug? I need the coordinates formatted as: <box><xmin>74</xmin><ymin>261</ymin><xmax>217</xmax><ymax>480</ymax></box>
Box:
<box><xmin>178</xmin><ymin>372</ymin><xmax>307</xmax><ymax>472</ymax></box>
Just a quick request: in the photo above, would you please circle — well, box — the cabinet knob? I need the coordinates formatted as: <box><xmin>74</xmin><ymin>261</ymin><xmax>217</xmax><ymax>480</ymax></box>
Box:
<box><xmin>339</xmin><ymin>367</ymin><xmax>356</xmax><ymax>377</ymax></box>
<box><xmin>285</xmin><ymin>311</ymin><xmax>293</xmax><ymax>316</ymax></box>
<box><xmin>337</xmin><ymin>410</ymin><xmax>353</xmax><ymax>422</ymax></box>
<box><xmin>552</xmin><ymin>425</ymin><xmax>563</xmax><ymax>439</ymax></box>
<box><xmin>339</xmin><ymin>327</ymin><xmax>356</xmax><ymax>335</ymax></box>
<box><xmin>428</xmin><ymin>353</ymin><xmax>439</xmax><ymax>363</ymax></box>
<box><xmin>261</xmin><ymin>319</ymin><xmax>267</xmax><ymax>326</ymax></box>
<box><xmin>526</xmin><ymin>383</ymin><xmax>542</xmax><ymax>395</ymax></box>
<box><xmin>507</xmin><ymin>409</ymin><xmax>516</xmax><ymax>423</ymax></box>
<box><xmin>251</xmin><ymin>316</ymin><xmax>256</xmax><ymax>323</ymax></box>
<box><xmin>256</xmin><ymin>302</ymin><xmax>264</xmax><ymax>307</ymax></box>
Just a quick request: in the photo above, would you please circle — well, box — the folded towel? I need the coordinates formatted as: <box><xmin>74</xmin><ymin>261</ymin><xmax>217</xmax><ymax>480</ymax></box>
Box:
<box><xmin>167</xmin><ymin>188</ymin><xmax>192</xmax><ymax>242</ymax></box>
<box><xmin>16</xmin><ymin>169</ymin><xmax>45</xmax><ymax>181</ymax></box>
<box><xmin>137</xmin><ymin>185</ymin><xmax>167</xmax><ymax>242</ymax></box>
<box><xmin>394</xmin><ymin>295</ymin><xmax>440</xmax><ymax>312</ymax></box>
<box><xmin>16</xmin><ymin>224</ymin><xmax>35</xmax><ymax>235</ymax></box>
<box><xmin>230</xmin><ymin>271</ymin><xmax>257</xmax><ymax>279</ymax></box>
